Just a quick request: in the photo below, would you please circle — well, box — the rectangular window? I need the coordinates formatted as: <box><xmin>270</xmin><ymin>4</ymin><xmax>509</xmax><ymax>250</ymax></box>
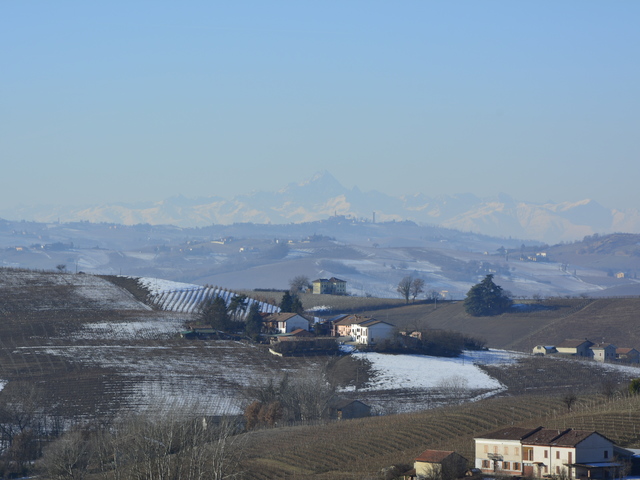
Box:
<box><xmin>494</xmin><ymin>446</ymin><xmax>499</xmax><ymax>454</ymax></box>
<box><xmin>544</xmin><ymin>450</ymin><xmax>548</xmax><ymax>459</ymax></box>
<box><xmin>544</xmin><ymin>466</ymin><xmax>548</xmax><ymax>474</ymax></box>
<box><xmin>568</xmin><ymin>452</ymin><xmax>572</xmax><ymax>464</ymax></box>
<box><xmin>504</xmin><ymin>446</ymin><xmax>509</xmax><ymax>455</ymax></box>
<box><xmin>483</xmin><ymin>460</ymin><xmax>490</xmax><ymax>468</ymax></box>
<box><xmin>604</xmin><ymin>450</ymin><xmax>609</xmax><ymax>459</ymax></box>
<box><xmin>556</xmin><ymin>466</ymin><xmax>561</xmax><ymax>474</ymax></box>
<box><xmin>514</xmin><ymin>463</ymin><xmax>520</xmax><ymax>471</ymax></box>
<box><xmin>484</xmin><ymin>445</ymin><xmax>488</xmax><ymax>453</ymax></box>
<box><xmin>556</xmin><ymin>451</ymin><xmax>560</xmax><ymax>459</ymax></box>
<box><xmin>515</xmin><ymin>447</ymin><xmax>520</xmax><ymax>456</ymax></box>
<box><xmin>503</xmin><ymin>462</ymin><xmax>510</xmax><ymax>470</ymax></box>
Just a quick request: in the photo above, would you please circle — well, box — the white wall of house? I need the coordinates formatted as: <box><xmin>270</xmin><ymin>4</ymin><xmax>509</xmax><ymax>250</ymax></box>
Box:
<box><xmin>592</xmin><ymin>346</ymin><xmax>616</xmax><ymax>363</ymax></box>
<box><xmin>526</xmin><ymin>445</ymin><xmax>576</xmax><ymax>477</ymax></box>
<box><xmin>574</xmin><ymin>434</ymin><xmax>613</xmax><ymax>464</ymax></box>
<box><xmin>279</xmin><ymin>315</ymin><xmax>309</xmax><ymax>333</ymax></box>
<box><xmin>352</xmin><ymin>322</ymin><xmax>394</xmax><ymax>345</ymax></box>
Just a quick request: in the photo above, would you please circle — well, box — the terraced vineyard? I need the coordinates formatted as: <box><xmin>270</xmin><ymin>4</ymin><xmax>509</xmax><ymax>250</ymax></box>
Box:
<box><xmin>148</xmin><ymin>283</ymin><xmax>279</xmax><ymax>317</ymax></box>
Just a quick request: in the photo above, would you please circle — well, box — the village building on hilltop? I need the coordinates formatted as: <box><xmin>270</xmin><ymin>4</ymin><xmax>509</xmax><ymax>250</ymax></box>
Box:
<box><xmin>312</xmin><ymin>277</ymin><xmax>347</xmax><ymax>295</ymax></box>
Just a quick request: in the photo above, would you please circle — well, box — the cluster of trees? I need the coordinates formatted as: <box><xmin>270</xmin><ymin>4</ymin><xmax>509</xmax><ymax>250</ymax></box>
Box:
<box><xmin>197</xmin><ymin>294</ymin><xmax>264</xmax><ymax>339</ymax></box>
<box><xmin>243</xmin><ymin>372</ymin><xmax>335</xmax><ymax>428</ymax></box>
<box><xmin>270</xmin><ymin>337</ymin><xmax>339</xmax><ymax>355</ymax></box>
<box><xmin>463</xmin><ymin>274</ymin><xmax>512</xmax><ymax>316</ymax></box>
<box><xmin>0</xmin><ymin>385</ymin><xmax>54</xmax><ymax>478</ymax></box>
<box><xmin>375</xmin><ymin>330</ymin><xmax>486</xmax><ymax>357</ymax></box>
<box><xmin>278</xmin><ymin>291</ymin><xmax>303</xmax><ymax>313</ymax></box>
<box><xmin>396</xmin><ymin>276</ymin><xmax>425</xmax><ymax>303</ymax></box>
<box><xmin>396</xmin><ymin>276</ymin><xmax>442</xmax><ymax>303</ymax></box>
<box><xmin>195</xmin><ymin>287</ymin><xmax>312</xmax><ymax>340</ymax></box>
<box><xmin>288</xmin><ymin>275</ymin><xmax>311</xmax><ymax>294</ymax></box>
<box><xmin>0</xmin><ymin>387</ymin><xmax>245</xmax><ymax>480</ymax></box>
<box><xmin>39</xmin><ymin>411</ymin><xmax>244</xmax><ymax>480</ymax></box>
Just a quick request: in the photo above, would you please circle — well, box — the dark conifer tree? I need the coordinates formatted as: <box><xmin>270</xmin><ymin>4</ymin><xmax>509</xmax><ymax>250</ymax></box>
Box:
<box><xmin>463</xmin><ymin>274</ymin><xmax>512</xmax><ymax>316</ymax></box>
<box><xmin>245</xmin><ymin>302</ymin><xmax>263</xmax><ymax>340</ymax></box>
<box><xmin>198</xmin><ymin>296</ymin><xmax>231</xmax><ymax>331</ymax></box>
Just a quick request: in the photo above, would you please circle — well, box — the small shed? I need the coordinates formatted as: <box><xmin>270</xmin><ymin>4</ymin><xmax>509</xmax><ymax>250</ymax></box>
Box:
<box><xmin>329</xmin><ymin>399</ymin><xmax>371</xmax><ymax>420</ymax></box>
<box><xmin>533</xmin><ymin>345</ymin><xmax>557</xmax><ymax>356</ymax></box>
<box><xmin>412</xmin><ymin>450</ymin><xmax>469</xmax><ymax>480</ymax></box>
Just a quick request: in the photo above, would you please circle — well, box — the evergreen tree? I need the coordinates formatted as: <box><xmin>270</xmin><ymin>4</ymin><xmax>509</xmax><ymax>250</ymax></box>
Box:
<box><xmin>279</xmin><ymin>291</ymin><xmax>293</xmax><ymax>312</ymax></box>
<box><xmin>245</xmin><ymin>302</ymin><xmax>263</xmax><ymax>340</ymax></box>
<box><xmin>228</xmin><ymin>294</ymin><xmax>248</xmax><ymax>321</ymax></box>
<box><xmin>463</xmin><ymin>274</ymin><xmax>512</xmax><ymax>316</ymax></box>
<box><xmin>290</xmin><ymin>294</ymin><xmax>304</xmax><ymax>314</ymax></box>
<box><xmin>279</xmin><ymin>292</ymin><xmax>304</xmax><ymax>313</ymax></box>
<box><xmin>198</xmin><ymin>295</ymin><xmax>231</xmax><ymax>331</ymax></box>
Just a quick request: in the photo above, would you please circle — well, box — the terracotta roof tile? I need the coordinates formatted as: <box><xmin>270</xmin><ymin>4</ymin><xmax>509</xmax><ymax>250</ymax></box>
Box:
<box><xmin>415</xmin><ymin>450</ymin><xmax>455</xmax><ymax>463</ymax></box>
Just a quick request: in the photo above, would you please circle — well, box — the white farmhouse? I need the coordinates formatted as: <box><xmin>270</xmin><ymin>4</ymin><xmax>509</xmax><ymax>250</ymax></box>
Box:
<box><xmin>264</xmin><ymin>313</ymin><xmax>309</xmax><ymax>334</ymax></box>
<box><xmin>350</xmin><ymin>318</ymin><xmax>395</xmax><ymax>345</ymax></box>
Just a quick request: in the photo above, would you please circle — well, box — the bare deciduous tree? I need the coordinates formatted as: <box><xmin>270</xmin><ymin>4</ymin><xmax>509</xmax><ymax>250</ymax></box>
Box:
<box><xmin>38</xmin><ymin>408</ymin><xmax>245</xmax><ymax>480</ymax></box>
<box><xmin>563</xmin><ymin>393</ymin><xmax>577</xmax><ymax>412</ymax></box>
<box><xmin>38</xmin><ymin>428</ymin><xmax>90</xmax><ymax>480</ymax></box>
<box><xmin>397</xmin><ymin>276</ymin><xmax>413</xmax><ymax>304</ymax></box>
<box><xmin>288</xmin><ymin>275</ymin><xmax>310</xmax><ymax>294</ymax></box>
<box><xmin>410</xmin><ymin>278</ymin><xmax>425</xmax><ymax>302</ymax></box>
<box><xmin>436</xmin><ymin>375</ymin><xmax>469</xmax><ymax>405</ymax></box>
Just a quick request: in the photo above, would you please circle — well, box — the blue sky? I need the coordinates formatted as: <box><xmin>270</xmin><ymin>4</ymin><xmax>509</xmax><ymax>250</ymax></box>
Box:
<box><xmin>1</xmin><ymin>1</ymin><xmax>639</xmax><ymax>210</ymax></box>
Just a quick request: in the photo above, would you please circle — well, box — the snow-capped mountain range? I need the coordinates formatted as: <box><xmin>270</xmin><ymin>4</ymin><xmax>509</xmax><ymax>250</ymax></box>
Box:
<box><xmin>5</xmin><ymin>171</ymin><xmax>640</xmax><ymax>244</ymax></box>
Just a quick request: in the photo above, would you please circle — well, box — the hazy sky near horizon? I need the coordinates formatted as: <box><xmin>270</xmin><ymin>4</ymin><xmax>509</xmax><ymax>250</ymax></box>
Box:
<box><xmin>2</xmin><ymin>1</ymin><xmax>639</xmax><ymax>211</ymax></box>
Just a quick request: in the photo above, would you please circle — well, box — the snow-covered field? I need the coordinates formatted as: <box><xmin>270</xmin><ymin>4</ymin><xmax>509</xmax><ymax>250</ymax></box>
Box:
<box><xmin>354</xmin><ymin>349</ymin><xmax>519</xmax><ymax>392</ymax></box>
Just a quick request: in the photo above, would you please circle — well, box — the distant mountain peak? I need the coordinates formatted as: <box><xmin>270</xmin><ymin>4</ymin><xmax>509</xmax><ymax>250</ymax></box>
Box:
<box><xmin>296</xmin><ymin>170</ymin><xmax>341</xmax><ymax>188</ymax></box>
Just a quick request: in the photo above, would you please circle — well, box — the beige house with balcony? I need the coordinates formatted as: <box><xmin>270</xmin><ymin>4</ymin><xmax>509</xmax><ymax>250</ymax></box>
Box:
<box><xmin>475</xmin><ymin>427</ymin><xmax>535</xmax><ymax>476</ymax></box>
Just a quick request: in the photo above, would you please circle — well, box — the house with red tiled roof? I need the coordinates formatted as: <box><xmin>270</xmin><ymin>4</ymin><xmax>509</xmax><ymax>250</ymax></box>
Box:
<box><xmin>616</xmin><ymin>347</ymin><xmax>640</xmax><ymax>363</ymax></box>
<box><xmin>332</xmin><ymin>314</ymin><xmax>364</xmax><ymax>337</ymax></box>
